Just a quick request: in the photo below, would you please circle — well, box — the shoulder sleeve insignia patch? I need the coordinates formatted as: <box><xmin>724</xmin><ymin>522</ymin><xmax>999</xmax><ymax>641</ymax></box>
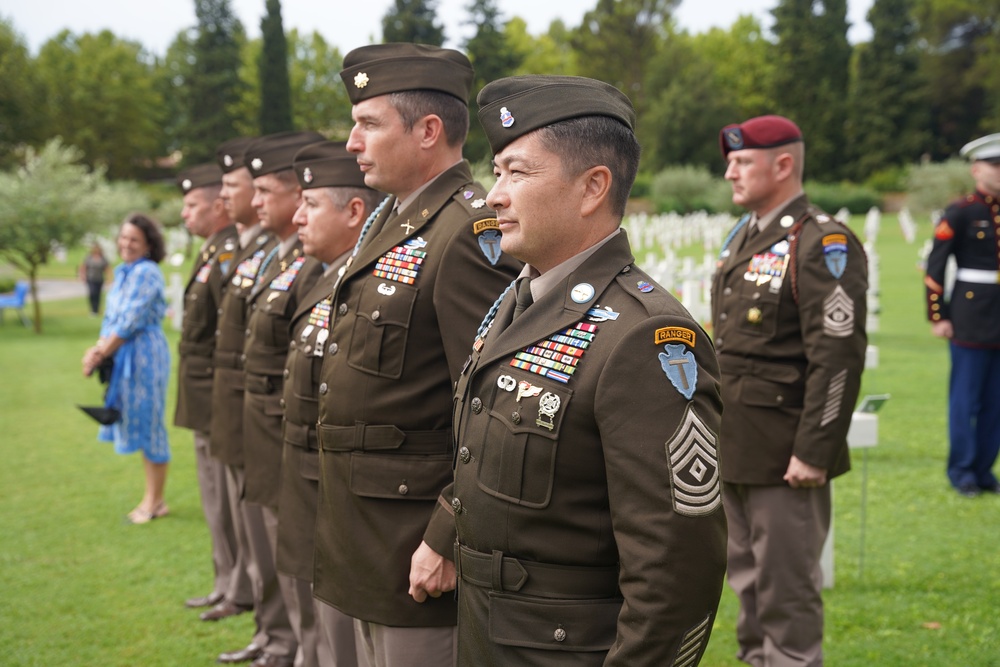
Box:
<box><xmin>473</xmin><ymin>218</ymin><xmax>502</xmax><ymax>265</ymax></box>
<box><xmin>822</xmin><ymin>234</ymin><xmax>848</xmax><ymax>279</ymax></box>
<box><xmin>658</xmin><ymin>342</ymin><xmax>698</xmax><ymax>400</ymax></box>
<box><xmin>665</xmin><ymin>406</ymin><xmax>721</xmax><ymax>517</ymax></box>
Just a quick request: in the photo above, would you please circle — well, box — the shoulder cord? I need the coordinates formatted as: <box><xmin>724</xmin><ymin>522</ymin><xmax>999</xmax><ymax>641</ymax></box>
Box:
<box><xmin>718</xmin><ymin>213</ymin><xmax>751</xmax><ymax>260</ymax></box>
<box><xmin>475</xmin><ymin>279</ymin><xmax>517</xmax><ymax>339</ymax></box>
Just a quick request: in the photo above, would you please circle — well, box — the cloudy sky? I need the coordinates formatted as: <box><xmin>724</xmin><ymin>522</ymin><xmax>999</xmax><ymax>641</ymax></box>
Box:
<box><xmin>4</xmin><ymin>0</ymin><xmax>874</xmax><ymax>56</ymax></box>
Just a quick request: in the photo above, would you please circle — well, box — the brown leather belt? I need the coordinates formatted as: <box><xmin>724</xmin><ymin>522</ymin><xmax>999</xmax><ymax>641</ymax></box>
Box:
<box><xmin>457</xmin><ymin>545</ymin><xmax>620</xmax><ymax>599</ymax></box>
<box><xmin>317</xmin><ymin>423</ymin><xmax>451</xmax><ymax>454</ymax></box>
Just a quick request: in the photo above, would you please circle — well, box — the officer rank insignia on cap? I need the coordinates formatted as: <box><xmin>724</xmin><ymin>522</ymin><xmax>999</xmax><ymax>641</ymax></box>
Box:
<box><xmin>354</xmin><ymin>72</ymin><xmax>369</xmax><ymax>89</ymax></box>
<box><xmin>181</xmin><ymin>179</ymin><xmax>193</xmax><ymax>191</ymax></box>
<box><xmin>224</xmin><ymin>155</ymin><xmax>234</xmax><ymax>167</ymax></box>
<box><xmin>302</xmin><ymin>167</ymin><xmax>313</xmax><ymax>184</ymax></box>
<box><xmin>822</xmin><ymin>234</ymin><xmax>848</xmax><ymax>279</ymax></box>
<box><xmin>251</xmin><ymin>158</ymin><xmax>264</xmax><ymax>172</ymax></box>
<box><xmin>665</xmin><ymin>406</ymin><xmax>721</xmax><ymax>517</ymax></box>
<box><xmin>510</xmin><ymin>322</ymin><xmax>599</xmax><ymax>384</ymax></box>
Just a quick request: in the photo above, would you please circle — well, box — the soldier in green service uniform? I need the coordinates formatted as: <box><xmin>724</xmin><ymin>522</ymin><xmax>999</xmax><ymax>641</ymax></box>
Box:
<box><xmin>311</xmin><ymin>43</ymin><xmax>521</xmax><ymax>667</ymax></box>
<box><xmin>173</xmin><ymin>163</ymin><xmax>242</xmax><ymax>614</ymax></box>
<box><xmin>448</xmin><ymin>74</ymin><xmax>728</xmax><ymax>667</ymax></box>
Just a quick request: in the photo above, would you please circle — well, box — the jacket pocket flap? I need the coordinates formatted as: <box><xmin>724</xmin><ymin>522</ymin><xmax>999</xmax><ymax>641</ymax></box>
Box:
<box><xmin>349</xmin><ymin>452</ymin><xmax>452</xmax><ymax>500</ymax></box>
<box><xmin>489</xmin><ymin>593</ymin><xmax>620</xmax><ymax>652</ymax></box>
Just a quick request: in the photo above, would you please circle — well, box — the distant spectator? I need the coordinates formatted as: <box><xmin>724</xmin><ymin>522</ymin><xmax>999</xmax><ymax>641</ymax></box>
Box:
<box><xmin>82</xmin><ymin>213</ymin><xmax>171</xmax><ymax>524</ymax></box>
<box><xmin>79</xmin><ymin>242</ymin><xmax>110</xmax><ymax>316</ymax></box>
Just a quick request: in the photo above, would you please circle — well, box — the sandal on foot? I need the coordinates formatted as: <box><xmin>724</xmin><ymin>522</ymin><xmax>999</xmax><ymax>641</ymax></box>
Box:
<box><xmin>126</xmin><ymin>502</ymin><xmax>169</xmax><ymax>524</ymax></box>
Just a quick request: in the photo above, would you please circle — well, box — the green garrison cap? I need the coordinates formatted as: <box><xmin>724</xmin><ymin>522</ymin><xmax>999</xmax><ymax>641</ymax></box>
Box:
<box><xmin>339</xmin><ymin>43</ymin><xmax>474</xmax><ymax>105</ymax></box>
<box><xmin>477</xmin><ymin>75</ymin><xmax>636</xmax><ymax>155</ymax></box>
<box><xmin>292</xmin><ymin>141</ymin><xmax>370</xmax><ymax>190</ymax></box>
<box><xmin>244</xmin><ymin>131</ymin><xmax>326</xmax><ymax>177</ymax></box>
<box><xmin>216</xmin><ymin>137</ymin><xmax>257</xmax><ymax>174</ymax></box>
<box><xmin>177</xmin><ymin>163</ymin><xmax>223</xmax><ymax>194</ymax></box>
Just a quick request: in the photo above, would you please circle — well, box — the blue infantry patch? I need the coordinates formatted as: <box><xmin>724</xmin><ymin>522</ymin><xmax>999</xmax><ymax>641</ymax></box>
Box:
<box><xmin>658</xmin><ymin>343</ymin><xmax>698</xmax><ymax>400</ymax></box>
<box><xmin>478</xmin><ymin>229</ymin><xmax>502</xmax><ymax>265</ymax></box>
<box><xmin>822</xmin><ymin>234</ymin><xmax>848</xmax><ymax>279</ymax></box>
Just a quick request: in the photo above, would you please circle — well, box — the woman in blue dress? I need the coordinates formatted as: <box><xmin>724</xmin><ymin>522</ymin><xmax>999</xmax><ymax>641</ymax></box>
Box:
<box><xmin>82</xmin><ymin>213</ymin><xmax>171</xmax><ymax>524</ymax></box>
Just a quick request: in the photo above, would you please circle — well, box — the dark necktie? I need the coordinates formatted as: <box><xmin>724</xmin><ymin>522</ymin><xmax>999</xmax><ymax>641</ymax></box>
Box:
<box><xmin>512</xmin><ymin>278</ymin><xmax>533</xmax><ymax>320</ymax></box>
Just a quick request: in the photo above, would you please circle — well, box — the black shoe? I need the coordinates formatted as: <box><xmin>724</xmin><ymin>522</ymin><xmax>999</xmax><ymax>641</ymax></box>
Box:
<box><xmin>201</xmin><ymin>600</ymin><xmax>253</xmax><ymax>621</ymax></box>
<box><xmin>957</xmin><ymin>484</ymin><xmax>981</xmax><ymax>498</ymax></box>
<box><xmin>185</xmin><ymin>591</ymin><xmax>224</xmax><ymax>608</ymax></box>
<box><xmin>979</xmin><ymin>481</ymin><xmax>1000</xmax><ymax>494</ymax></box>
<box><xmin>217</xmin><ymin>643</ymin><xmax>264</xmax><ymax>664</ymax></box>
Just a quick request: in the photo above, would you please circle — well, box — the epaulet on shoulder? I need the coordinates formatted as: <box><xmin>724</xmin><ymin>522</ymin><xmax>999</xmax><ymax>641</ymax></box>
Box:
<box><xmin>615</xmin><ymin>264</ymin><xmax>676</xmax><ymax>315</ymax></box>
<box><xmin>453</xmin><ymin>186</ymin><xmax>490</xmax><ymax>215</ymax></box>
<box><xmin>955</xmin><ymin>193</ymin><xmax>981</xmax><ymax>209</ymax></box>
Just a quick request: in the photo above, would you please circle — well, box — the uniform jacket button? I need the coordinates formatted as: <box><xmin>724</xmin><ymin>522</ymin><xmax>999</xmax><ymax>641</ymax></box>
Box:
<box><xmin>279</xmin><ymin>398</ymin><xmax>285</xmax><ymax>408</ymax></box>
<box><xmin>217</xmin><ymin>308</ymin><xmax>224</xmax><ymax>316</ymax></box>
<box><xmin>240</xmin><ymin>353</ymin><xmax>247</xmax><ymax>363</ymax></box>
<box><xmin>339</xmin><ymin>303</ymin><xmax>348</xmax><ymax>316</ymax></box>
<box><xmin>329</xmin><ymin>342</ymin><xmax>339</xmax><ymax>355</ymax></box>
<box><xmin>215</xmin><ymin>329</ymin><xmax>221</xmax><ymax>337</ymax></box>
<box><xmin>776</xmin><ymin>395</ymin><xmax>784</xmax><ymax>404</ymax></box>
<box><xmin>720</xmin><ymin>313</ymin><xmax>728</xmax><ymax>321</ymax></box>
<box><xmin>319</xmin><ymin>382</ymin><xmax>328</xmax><ymax>395</ymax></box>
<box><xmin>471</xmin><ymin>398</ymin><xmax>483</xmax><ymax>414</ymax></box>
<box><xmin>244</xmin><ymin>329</ymin><xmax>251</xmax><ymax>337</ymax></box>
<box><xmin>511</xmin><ymin>412</ymin><xmax>521</xmax><ymax>425</ymax></box>
<box><xmin>398</xmin><ymin>484</ymin><xmax>409</xmax><ymax>495</ymax></box>
<box><xmin>283</xmin><ymin>368</ymin><xmax>290</xmax><ymax>379</ymax></box>
<box><xmin>723</xmin><ymin>287</ymin><xmax>732</xmax><ymax>296</ymax></box>
<box><xmin>553</xmin><ymin>628</ymin><xmax>567</xmax><ymax>642</ymax></box>
<box><xmin>372</xmin><ymin>309</ymin><xmax>380</xmax><ymax>321</ymax></box>
<box><xmin>451</xmin><ymin>497</ymin><xmax>463</xmax><ymax>514</ymax></box>
<box><xmin>459</xmin><ymin>447</ymin><xmax>471</xmax><ymax>463</ymax></box>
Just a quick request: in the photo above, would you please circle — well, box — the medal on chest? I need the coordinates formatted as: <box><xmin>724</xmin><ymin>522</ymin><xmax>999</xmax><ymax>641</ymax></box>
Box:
<box><xmin>372</xmin><ymin>236</ymin><xmax>427</xmax><ymax>285</ymax></box>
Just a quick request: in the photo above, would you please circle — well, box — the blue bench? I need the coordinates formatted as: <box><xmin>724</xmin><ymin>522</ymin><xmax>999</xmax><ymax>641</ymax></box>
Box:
<box><xmin>0</xmin><ymin>281</ymin><xmax>31</xmax><ymax>326</ymax></box>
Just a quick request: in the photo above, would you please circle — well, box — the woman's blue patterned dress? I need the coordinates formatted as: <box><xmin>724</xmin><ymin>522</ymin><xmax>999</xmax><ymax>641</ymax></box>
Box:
<box><xmin>98</xmin><ymin>258</ymin><xmax>171</xmax><ymax>463</ymax></box>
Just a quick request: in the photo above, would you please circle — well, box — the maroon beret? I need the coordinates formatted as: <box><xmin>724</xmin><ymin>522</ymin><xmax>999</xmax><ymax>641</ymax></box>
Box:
<box><xmin>720</xmin><ymin>115</ymin><xmax>802</xmax><ymax>158</ymax></box>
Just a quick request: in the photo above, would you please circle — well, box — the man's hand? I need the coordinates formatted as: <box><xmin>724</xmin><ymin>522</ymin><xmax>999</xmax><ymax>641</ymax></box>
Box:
<box><xmin>931</xmin><ymin>320</ymin><xmax>953</xmax><ymax>339</ymax></box>
<box><xmin>408</xmin><ymin>541</ymin><xmax>456</xmax><ymax>603</ymax></box>
<box><xmin>783</xmin><ymin>455</ymin><xmax>828</xmax><ymax>489</ymax></box>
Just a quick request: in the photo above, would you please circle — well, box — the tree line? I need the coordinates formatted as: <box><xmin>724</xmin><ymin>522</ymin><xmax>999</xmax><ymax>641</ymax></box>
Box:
<box><xmin>0</xmin><ymin>0</ymin><xmax>998</xmax><ymax>185</ymax></box>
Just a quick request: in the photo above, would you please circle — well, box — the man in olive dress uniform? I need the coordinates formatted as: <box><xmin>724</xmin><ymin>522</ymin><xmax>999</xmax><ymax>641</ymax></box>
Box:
<box><xmin>925</xmin><ymin>133</ymin><xmax>1000</xmax><ymax>497</ymax></box>
<box><xmin>711</xmin><ymin>115</ymin><xmax>868</xmax><ymax>667</ymax></box>
<box><xmin>277</xmin><ymin>140</ymin><xmax>383</xmax><ymax>667</ymax></box>
<box><xmin>174</xmin><ymin>163</ymin><xmax>242</xmax><ymax>613</ymax></box>
<box><xmin>447</xmin><ymin>74</ymin><xmax>728</xmax><ymax>667</ymax></box>
<box><xmin>240</xmin><ymin>131</ymin><xmax>327</xmax><ymax>667</ymax></box>
<box><xmin>210</xmin><ymin>136</ymin><xmax>290</xmax><ymax>665</ymax></box>
<box><xmin>311</xmin><ymin>43</ymin><xmax>521</xmax><ymax>667</ymax></box>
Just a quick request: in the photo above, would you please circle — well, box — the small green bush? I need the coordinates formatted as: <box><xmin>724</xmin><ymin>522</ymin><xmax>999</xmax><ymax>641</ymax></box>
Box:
<box><xmin>804</xmin><ymin>180</ymin><xmax>881</xmax><ymax>214</ymax></box>
<box><xmin>650</xmin><ymin>165</ymin><xmax>736</xmax><ymax>214</ymax></box>
<box><xmin>905</xmin><ymin>159</ymin><xmax>974</xmax><ymax>212</ymax></box>
<box><xmin>630</xmin><ymin>172</ymin><xmax>653</xmax><ymax>199</ymax></box>
<box><xmin>0</xmin><ymin>277</ymin><xmax>16</xmax><ymax>293</ymax></box>
<box><xmin>865</xmin><ymin>165</ymin><xmax>909</xmax><ymax>193</ymax></box>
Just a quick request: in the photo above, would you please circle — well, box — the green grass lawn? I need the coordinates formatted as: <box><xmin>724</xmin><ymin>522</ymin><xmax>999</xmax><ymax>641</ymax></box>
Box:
<box><xmin>1</xmin><ymin>216</ymin><xmax>998</xmax><ymax>666</ymax></box>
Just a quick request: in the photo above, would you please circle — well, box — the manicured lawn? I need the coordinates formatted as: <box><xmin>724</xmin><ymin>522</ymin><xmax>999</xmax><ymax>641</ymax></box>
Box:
<box><xmin>1</xmin><ymin>214</ymin><xmax>997</xmax><ymax>666</ymax></box>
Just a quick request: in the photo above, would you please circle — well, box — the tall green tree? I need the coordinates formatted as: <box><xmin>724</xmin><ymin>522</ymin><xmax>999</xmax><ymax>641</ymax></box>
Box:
<box><xmin>848</xmin><ymin>0</ymin><xmax>929</xmax><ymax>178</ymax></box>
<box><xmin>258</xmin><ymin>0</ymin><xmax>292</xmax><ymax>134</ymax></box>
<box><xmin>571</xmin><ymin>0</ymin><xmax>677</xmax><ymax>119</ymax></box>
<box><xmin>692</xmin><ymin>16</ymin><xmax>776</xmax><ymax>122</ymax></box>
<box><xmin>508</xmin><ymin>18</ymin><xmax>578</xmax><ymax>77</ymax></box>
<box><xmin>641</xmin><ymin>28</ymin><xmax>741</xmax><ymax>172</ymax></box>
<box><xmin>0</xmin><ymin>18</ymin><xmax>47</xmax><ymax>168</ymax></box>
<box><xmin>913</xmin><ymin>0</ymin><xmax>1000</xmax><ymax>157</ymax></box>
<box><xmin>382</xmin><ymin>0</ymin><xmax>445</xmax><ymax>45</ymax></box>
<box><xmin>288</xmin><ymin>29</ymin><xmax>350</xmax><ymax>136</ymax></box>
<box><xmin>0</xmin><ymin>139</ymin><xmax>148</xmax><ymax>333</ymax></box>
<box><xmin>35</xmin><ymin>30</ymin><xmax>164</xmax><ymax>179</ymax></box>
<box><xmin>184</xmin><ymin>0</ymin><xmax>246</xmax><ymax>162</ymax></box>
<box><xmin>771</xmin><ymin>0</ymin><xmax>851</xmax><ymax>180</ymax></box>
<box><xmin>463</xmin><ymin>0</ymin><xmax>523</xmax><ymax>161</ymax></box>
